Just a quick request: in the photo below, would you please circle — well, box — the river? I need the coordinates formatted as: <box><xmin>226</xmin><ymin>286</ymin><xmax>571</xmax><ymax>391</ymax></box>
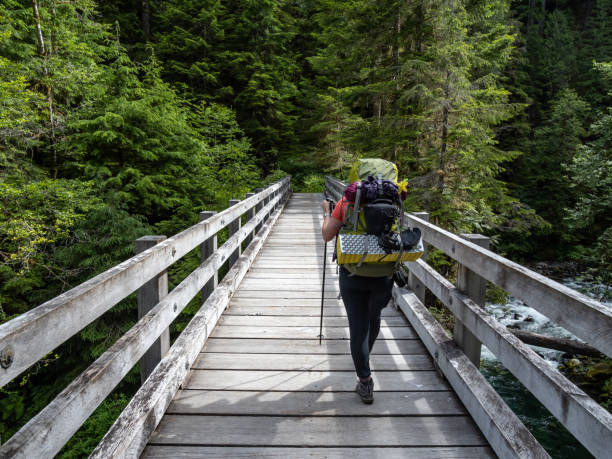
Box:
<box><xmin>480</xmin><ymin>277</ymin><xmax>610</xmax><ymax>458</ymax></box>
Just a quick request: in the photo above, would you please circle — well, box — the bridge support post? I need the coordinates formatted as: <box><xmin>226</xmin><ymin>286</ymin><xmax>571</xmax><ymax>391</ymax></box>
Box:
<box><xmin>228</xmin><ymin>199</ymin><xmax>241</xmax><ymax>268</ymax></box>
<box><xmin>244</xmin><ymin>193</ymin><xmax>255</xmax><ymax>247</ymax></box>
<box><xmin>254</xmin><ymin>188</ymin><xmax>264</xmax><ymax>233</ymax></box>
<box><xmin>200</xmin><ymin>211</ymin><xmax>218</xmax><ymax>304</ymax></box>
<box><xmin>453</xmin><ymin>234</ymin><xmax>489</xmax><ymax>367</ymax></box>
<box><xmin>135</xmin><ymin>235</ymin><xmax>169</xmax><ymax>384</ymax></box>
<box><xmin>409</xmin><ymin>212</ymin><xmax>429</xmax><ymax>304</ymax></box>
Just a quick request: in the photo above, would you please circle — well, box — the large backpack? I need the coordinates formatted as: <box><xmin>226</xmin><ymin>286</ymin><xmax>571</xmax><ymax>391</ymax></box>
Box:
<box><xmin>337</xmin><ymin>159</ymin><xmax>423</xmax><ymax>277</ymax></box>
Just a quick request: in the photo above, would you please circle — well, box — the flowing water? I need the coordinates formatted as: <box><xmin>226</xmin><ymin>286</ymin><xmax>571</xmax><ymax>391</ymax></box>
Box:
<box><xmin>480</xmin><ymin>277</ymin><xmax>611</xmax><ymax>458</ymax></box>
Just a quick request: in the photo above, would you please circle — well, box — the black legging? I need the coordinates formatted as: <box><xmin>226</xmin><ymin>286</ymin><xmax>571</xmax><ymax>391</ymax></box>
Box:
<box><xmin>339</xmin><ymin>267</ymin><xmax>394</xmax><ymax>379</ymax></box>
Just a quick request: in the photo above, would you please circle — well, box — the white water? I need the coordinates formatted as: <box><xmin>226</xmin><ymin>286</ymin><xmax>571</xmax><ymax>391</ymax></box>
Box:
<box><xmin>481</xmin><ymin>277</ymin><xmax>611</xmax><ymax>366</ymax></box>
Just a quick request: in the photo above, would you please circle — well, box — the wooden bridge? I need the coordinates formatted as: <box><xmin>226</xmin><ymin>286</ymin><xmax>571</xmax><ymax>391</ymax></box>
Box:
<box><xmin>0</xmin><ymin>177</ymin><xmax>610</xmax><ymax>458</ymax></box>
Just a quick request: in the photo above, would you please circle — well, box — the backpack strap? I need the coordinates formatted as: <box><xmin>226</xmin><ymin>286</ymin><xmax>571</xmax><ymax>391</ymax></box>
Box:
<box><xmin>352</xmin><ymin>182</ymin><xmax>362</xmax><ymax>232</ymax></box>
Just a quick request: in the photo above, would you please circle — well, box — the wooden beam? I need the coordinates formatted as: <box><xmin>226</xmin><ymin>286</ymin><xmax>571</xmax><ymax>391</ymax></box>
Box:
<box><xmin>453</xmin><ymin>234</ymin><xmax>489</xmax><ymax>368</ymax></box>
<box><xmin>407</xmin><ymin>259</ymin><xmax>612</xmax><ymax>458</ymax></box>
<box><xmin>199</xmin><ymin>211</ymin><xmax>217</xmax><ymax>305</ymax></box>
<box><xmin>404</xmin><ymin>212</ymin><xmax>612</xmax><ymax>358</ymax></box>
<box><xmin>393</xmin><ymin>288</ymin><xmax>550</xmax><ymax>459</ymax></box>
<box><xmin>135</xmin><ymin>236</ymin><xmax>169</xmax><ymax>384</ymax></box>
<box><xmin>228</xmin><ymin>199</ymin><xmax>241</xmax><ymax>268</ymax></box>
<box><xmin>0</xmin><ymin>178</ymin><xmax>289</xmax><ymax>387</ymax></box>
<box><xmin>89</xmin><ymin>185</ymin><xmax>290</xmax><ymax>459</ymax></box>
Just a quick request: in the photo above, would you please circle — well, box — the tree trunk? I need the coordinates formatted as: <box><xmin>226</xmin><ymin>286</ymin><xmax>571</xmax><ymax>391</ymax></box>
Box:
<box><xmin>32</xmin><ymin>0</ymin><xmax>57</xmax><ymax>177</ymax></box>
<box><xmin>142</xmin><ymin>0</ymin><xmax>151</xmax><ymax>42</ymax></box>
<box><xmin>508</xmin><ymin>328</ymin><xmax>602</xmax><ymax>357</ymax></box>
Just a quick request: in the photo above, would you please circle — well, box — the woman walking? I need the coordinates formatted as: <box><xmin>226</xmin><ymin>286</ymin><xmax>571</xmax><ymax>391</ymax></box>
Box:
<box><xmin>320</xmin><ymin>196</ymin><xmax>394</xmax><ymax>404</ymax></box>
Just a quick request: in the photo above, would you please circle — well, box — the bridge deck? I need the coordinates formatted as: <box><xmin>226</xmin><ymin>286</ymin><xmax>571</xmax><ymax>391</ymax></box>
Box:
<box><xmin>142</xmin><ymin>194</ymin><xmax>494</xmax><ymax>458</ymax></box>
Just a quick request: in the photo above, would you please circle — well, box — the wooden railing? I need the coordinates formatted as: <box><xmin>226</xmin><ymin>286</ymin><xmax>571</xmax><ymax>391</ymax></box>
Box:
<box><xmin>326</xmin><ymin>176</ymin><xmax>612</xmax><ymax>459</ymax></box>
<box><xmin>0</xmin><ymin>177</ymin><xmax>291</xmax><ymax>458</ymax></box>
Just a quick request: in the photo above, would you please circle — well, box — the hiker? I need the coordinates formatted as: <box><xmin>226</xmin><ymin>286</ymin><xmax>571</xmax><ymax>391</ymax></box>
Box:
<box><xmin>321</xmin><ymin>196</ymin><xmax>394</xmax><ymax>404</ymax></box>
<box><xmin>321</xmin><ymin>158</ymin><xmax>412</xmax><ymax>404</ymax></box>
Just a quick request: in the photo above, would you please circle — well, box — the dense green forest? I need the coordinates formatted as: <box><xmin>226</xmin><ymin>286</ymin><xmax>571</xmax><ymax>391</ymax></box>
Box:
<box><xmin>1</xmin><ymin>0</ymin><xmax>610</xmax><ymax>456</ymax></box>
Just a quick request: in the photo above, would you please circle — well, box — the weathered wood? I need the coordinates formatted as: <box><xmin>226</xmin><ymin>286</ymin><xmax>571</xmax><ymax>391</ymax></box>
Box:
<box><xmin>185</xmin><ymin>369</ymin><xmax>447</xmax><ymax>391</ymax></box>
<box><xmin>407</xmin><ymin>214</ymin><xmax>612</xmax><ymax>358</ymax></box>
<box><xmin>149</xmin><ymin>415</ymin><xmax>486</xmax><ymax>446</ymax></box>
<box><xmin>192</xmin><ymin>353</ymin><xmax>433</xmax><ymax>371</ymax></box>
<box><xmin>233</xmin><ymin>291</ymin><xmax>343</xmax><ymax>299</ymax></box>
<box><xmin>408</xmin><ymin>212</ymin><xmax>429</xmax><ymax>304</ymax></box>
<box><xmin>209</xmin><ymin>325</ymin><xmax>416</xmax><ymax>340</ymax></box>
<box><xmin>136</xmin><ymin>236</ymin><xmax>170</xmax><ymax>384</ymax></box>
<box><xmin>217</xmin><ymin>315</ymin><xmax>405</xmax><ymax>327</ymax></box>
<box><xmin>89</xmin><ymin>184</ymin><xmax>291</xmax><ymax>459</ymax></box>
<box><xmin>200</xmin><ymin>211</ymin><xmax>218</xmax><ymax>305</ymax></box>
<box><xmin>167</xmin><ymin>390</ymin><xmax>463</xmax><ymax>416</ymax></box>
<box><xmin>228</xmin><ymin>297</ymin><xmax>344</xmax><ymax>307</ymax></box>
<box><xmin>228</xmin><ymin>199</ymin><xmax>241</xmax><ymax>268</ymax></box>
<box><xmin>142</xmin><ymin>446</ymin><xmax>496</xmax><ymax>459</ymax></box>
<box><xmin>0</xmin><ymin>185</ymin><xmax>290</xmax><ymax>459</ymax></box>
<box><xmin>202</xmin><ymin>338</ymin><xmax>426</xmax><ymax>355</ymax></box>
<box><xmin>0</xmin><ymin>178</ymin><xmax>289</xmax><ymax>386</ymax></box>
<box><xmin>453</xmin><ymin>234</ymin><xmax>489</xmax><ymax>368</ymax></box>
<box><xmin>393</xmin><ymin>288</ymin><xmax>550</xmax><ymax>459</ymax></box>
<box><xmin>508</xmin><ymin>328</ymin><xmax>602</xmax><ymax>357</ymax></box>
<box><xmin>223</xmin><ymin>305</ymin><xmax>401</xmax><ymax>317</ymax></box>
<box><xmin>407</xmin><ymin>259</ymin><xmax>612</xmax><ymax>459</ymax></box>
<box><xmin>244</xmin><ymin>193</ymin><xmax>255</xmax><ymax>247</ymax></box>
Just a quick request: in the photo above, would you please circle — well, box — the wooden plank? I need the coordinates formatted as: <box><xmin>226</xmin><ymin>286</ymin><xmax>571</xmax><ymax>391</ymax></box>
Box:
<box><xmin>0</xmin><ymin>178</ymin><xmax>289</xmax><ymax>387</ymax></box>
<box><xmin>167</xmin><ymin>390</ymin><xmax>463</xmax><ymax>416</ymax></box>
<box><xmin>236</xmin><ymin>288</ymin><xmax>339</xmax><ymax>301</ymax></box>
<box><xmin>192</xmin><ymin>353</ymin><xmax>434</xmax><ymax>371</ymax></box>
<box><xmin>149</xmin><ymin>415</ymin><xmax>486</xmax><ymax>446</ymax></box>
<box><xmin>143</xmin><ymin>446</ymin><xmax>495</xmax><ymax>459</ymax></box>
<box><xmin>224</xmin><ymin>305</ymin><xmax>401</xmax><ymax>317</ymax></box>
<box><xmin>244</xmin><ymin>270</ymin><xmax>338</xmax><ymax>278</ymax></box>
<box><xmin>184</xmin><ymin>369</ymin><xmax>448</xmax><ymax>391</ymax></box>
<box><xmin>88</xmin><ymin>187</ymin><xmax>292</xmax><ymax>459</ymax></box>
<box><xmin>202</xmin><ymin>338</ymin><xmax>426</xmax><ymax>355</ymax></box>
<box><xmin>408</xmin><ymin>259</ymin><xmax>612</xmax><ymax>458</ymax></box>
<box><xmin>239</xmin><ymin>279</ymin><xmax>341</xmax><ymax>287</ymax></box>
<box><xmin>210</xmin><ymin>325</ymin><xmax>416</xmax><ymax>340</ymax></box>
<box><xmin>393</xmin><ymin>288</ymin><xmax>550</xmax><ymax>459</ymax></box>
<box><xmin>228</xmin><ymin>298</ymin><xmax>345</xmax><ymax>307</ymax></box>
<box><xmin>236</xmin><ymin>284</ymin><xmax>341</xmax><ymax>293</ymax></box>
<box><xmin>218</xmin><ymin>316</ymin><xmax>406</xmax><ymax>327</ymax></box>
<box><xmin>233</xmin><ymin>292</ymin><xmax>343</xmax><ymax>299</ymax></box>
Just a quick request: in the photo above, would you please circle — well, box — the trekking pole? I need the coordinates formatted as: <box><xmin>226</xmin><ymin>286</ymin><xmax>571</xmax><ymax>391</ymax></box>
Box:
<box><xmin>319</xmin><ymin>197</ymin><xmax>335</xmax><ymax>345</ymax></box>
<box><xmin>319</xmin><ymin>238</ymin><xmax>327</xmax><ymax>345</ymax></box>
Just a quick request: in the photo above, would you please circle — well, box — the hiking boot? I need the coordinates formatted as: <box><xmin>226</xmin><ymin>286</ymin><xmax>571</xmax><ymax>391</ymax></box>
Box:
<box><xmin>355</xmin><ymin>377</ymin><xmax>374</xmax><ymax>404</ymax></box>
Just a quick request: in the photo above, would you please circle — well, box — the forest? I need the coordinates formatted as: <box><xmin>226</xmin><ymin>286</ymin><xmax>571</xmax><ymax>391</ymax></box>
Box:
<box><xmin>0</xmin><ymin>0</ymin><xmax>610</xmax><ymax>456</ymax></box>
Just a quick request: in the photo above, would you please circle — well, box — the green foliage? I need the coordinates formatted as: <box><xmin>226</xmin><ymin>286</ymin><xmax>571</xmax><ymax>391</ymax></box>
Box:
<box><xmin>297</xmin><ymin>174</ymin><xmax>327</xmax><ymax>193</ymax></box>
<box><xmin>0</xmin><ymin>179</ymin><xmax>101</xmax><ymax>316</ymax></box>
<box><xmin>58</xmin><ymin>393</ymin><xmax>130</xmax><ymax>458</ymax></box>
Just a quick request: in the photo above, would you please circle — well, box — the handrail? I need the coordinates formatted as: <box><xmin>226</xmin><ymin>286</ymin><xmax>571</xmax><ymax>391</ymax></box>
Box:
<box><xmin>0</xmin><ymin>178</ymin><xmax>291</xmax><ymax>458</ymax></box>
<box><xmin>325</xmin><ymin>175</ymin><xmax>612</xmax><ymax>458</ymax></box>
<box><xmin>0</xmin><ymin>178</ymin><xmax>289</xmax><ymax>387</ymax></box>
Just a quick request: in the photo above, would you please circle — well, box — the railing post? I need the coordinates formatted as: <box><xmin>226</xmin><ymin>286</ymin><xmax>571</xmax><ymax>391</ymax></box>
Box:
<box><xmin>453</xmin><ymin>233</ymin><xmax>490</xmax><ymax>367</ymax></box>
<box><xmin>135</xmin><ymin>235</ymin><xmax>169</xmax><ymax>384</ymax></box>
<box><xmin>254</xmin><ymin>188</ymin><xmax>264</xmax><ymax>233</ymax></box>
<box><xmin>200</xmin><ymin>211</ymin><xmax>218</xmax><ymax>304</ymax></box>
<box><xmin>244</xmin><ymin>193</ymin><xmax>255</xmax><ymax>247</ymax></box>
<box><xmin>408</xmin><ymin>212</ymin><xmax>429</xmax><ymax>304</ymax></box>
<box><xmin>228</xmin><ymin>199</ymin><xmax>241</xmax><ymax>268</ymax></box>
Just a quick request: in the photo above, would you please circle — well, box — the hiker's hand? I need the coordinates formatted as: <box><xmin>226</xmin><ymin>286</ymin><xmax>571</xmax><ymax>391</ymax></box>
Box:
<box><xmin>321</xmin><ymin>201</ymin><xmax>331</xmax><ymax>214</ymax></box>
